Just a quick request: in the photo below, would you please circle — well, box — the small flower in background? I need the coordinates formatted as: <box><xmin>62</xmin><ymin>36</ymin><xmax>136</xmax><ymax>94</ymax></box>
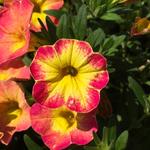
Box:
<box><xmin>30</xmin><ymin>103</ymin><xmax>97</xmax><ymax>150</ymax></box>
<box><xmin>0</xmin><ymin>0</ymin><xmax>33</xmax><ymax>64</ymax></box>
<box><xmin>30</xmin><ymin>0</ymin><xmax>64</xmax><ymax>32</ymax></box>
<box><xmin>30</xmin><ymin>39</ymin><xmax>109</xmax><ymax>113</ymax></box>
<box><xmin>0</xmin><ymin>80</ymin><xmax>31</xmax><ymax>145</ymax></box>
<box><xmin>131</xmin><ymin>17</ymin><xmax>150</xmax><ymax>36</ymax></box>
<box><xmin>0</xmin><ymin>58</ymin><xmax>30</xmax><ymax>81</ymax></box>
<box><xmin>97</xmin><ymin>91</ymin><xmax>112</xmax><ymax>119</ymax></box>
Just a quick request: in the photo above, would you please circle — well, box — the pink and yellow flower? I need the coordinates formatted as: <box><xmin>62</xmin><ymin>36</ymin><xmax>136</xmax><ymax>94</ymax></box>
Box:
<box><xmin>30</xmin><ymin>103</ymin><xmax>98</xmax><ymax>150</ymax></box>
<box><xmin>30</xmin><ymin>0</ymin><xmax>64</xmax><ymax>32</ymax></box>
<box><xmin>30</xmin><ymin>39</ymin><xmax>109</xmax><ymax>113</ymax></box>
<box><xmin>0</xmin><ymin>0</ymin><xmax>33</xmax><ymax>64</ymax></box>
<box><xmin>0</xmin><ymin>80</ymin><xmax>31</xmax><ymax>145</ymax></box>
<box><xmin>131</xmin><ymin>17</ymin><xmax>150</xmax><ymax>36</ymax></box>
<box><xmin>0</xmin><ymin>58</ymin><xmax>30</xmax><ymax>81</ymax></box>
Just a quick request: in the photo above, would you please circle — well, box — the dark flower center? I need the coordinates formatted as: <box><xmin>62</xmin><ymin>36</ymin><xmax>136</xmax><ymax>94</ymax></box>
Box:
<box><xmin>62</xmin><ymin>66</ymin><xmax>78</xmax><ymax>77</ymax></box>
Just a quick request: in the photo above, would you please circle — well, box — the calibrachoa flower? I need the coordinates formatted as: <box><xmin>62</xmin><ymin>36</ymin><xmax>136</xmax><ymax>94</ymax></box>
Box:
<box><xmin>0</xmin><ymin>80</ymin><xmax>31</xmax><ymax>145</ymax></box>
<box><xmin>0</xmin><ymin>0</ymin><xmax>33</xmax><ymax>64</ymax></box>
<box><xmin>30</xmin><ymin>0</ymin><xmax>64</xmax><ymax>32</ymax></box>
<box><xmin>131</xmin><ymin>17</ymin><xmax>150</xmax><ymax>36</ymax></box>
<box><xmin>30</xmin><ymin>103</ymin><xmax>98</xmax><ymax>150</ymax></box>
<box><xmin>30</xmin><ymin>39</ymin><xmax>109</xmax><ymax>113</ymax></box>
<box><xmin>0</xmin><ymin>58</ymin><xmax>30</xmax><ymax>80</ymax></box>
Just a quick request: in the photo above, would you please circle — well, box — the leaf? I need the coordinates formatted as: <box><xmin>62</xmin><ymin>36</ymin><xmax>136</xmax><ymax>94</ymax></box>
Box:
<box><xmin>24</xmin><ymin>134</ymin><xmax>43</xmax><ymax>150</ymax></box>
<box><xmin>103</xmin><ymin>37</ymin><xmax>114</xmax><ymax>51</ymax></box>
<box><xmin>73</xmin><ymin>4</ymin><xmax>87</xmax><ymax>40</ymax></box>
<box><xmin>93</xmin><ymin>132</ymin><xmax>101</xmax><ymax>146</ymax></box>
<box><xmin>56</xmin><ymin>14</ymin><xmax>71</xmax><ymax>38</ymax></box>
<box><xmin>22</xmin><ymin>55</ymin><xmax>32</xmax><ymax>66</ymax></box>
<box><xmin>145</xmin><ymin>81</ymin><xmax>150</xmax><ymax>86</ymax></box>
<box><xmin>128</xmin><ymin>76</ymin><xmax>146</xmax><ymax>107</ymax></box>
<box><xmin>100</xmin><ymin>12</ymin><xmax>123</xmax><ymax>23</ymax></box>
<box><xmin>46</xmin><ymin>16</ymin><xmax>57</xmax><ymax>44</ymax></box>
<box><xmin>111</xmin><ymin>35</ymin><xmax>126</xmax><ymax>48</ymax></box>
<box><xmin>44</xmin><ymin>9</ymin><xmax>65</xmax><ymax>18</ymax></box>
<box><xmin>84</xmin><ymin>146</ymin><xmax>99</xmax><ymax>150</ymax></box>
<box><xmin>115</xmin><ymin>131</ymin><xmax>128</xmax><ymax>150</ymax></box>
<box><xmin>86</xmin><ymin>28</ymin><xmax>105</xmax><ymax>48</ymax></box>
<box><xmin>108</xmin><ymin>126</ymin><xmax>117</xmax><ymax>144</ymax></box>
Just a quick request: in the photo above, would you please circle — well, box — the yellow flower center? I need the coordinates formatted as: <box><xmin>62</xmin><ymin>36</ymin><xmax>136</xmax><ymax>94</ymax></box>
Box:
<box><xmin>52</xmin><ymin>109</ymin><xmax>77</xmax><ymax>133</ymax></box>
<box><xmin>0</xmin><ymin>101</ymin><xmax>22</xmax><ymax>126</ymax></box>
<box><xmin>62</xmin><ymin>66</ymin><xmax>78</xmax><ymax>77</ymax></box>
<box><xmin>31</xmin><ymin>0</ymin><xmax>45</xmax><ymax>13</ymax></box>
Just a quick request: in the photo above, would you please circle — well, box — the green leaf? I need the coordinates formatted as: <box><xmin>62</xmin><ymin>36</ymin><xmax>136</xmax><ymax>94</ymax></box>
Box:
<box><xmin>44</xmin><ymin>9</ymin><xmax>65</xmax><ymax>18</ymax></box>
<box><xmin>100</xmin><ymin>12</ymin><xmax>123</xmax><ymax>23</ymax></box>
<box><xmin>73</xmin><ymin>4</ymin><xmax>87</xmax><ymax>40</ymax></box>
<box><xmin>93</xmin><ymin>132</ymin><xmax>101</xmax><ymax>146</ymax></box>
<box><xmin>56</xmin><ymin>14</ymin><xmax>71</xmax><ymax>38</ymax></box>
<box><xmin>128</xmin><ymin>76</ymin><xmax>146</xmax><ymax>107</ymax></box>
<box><xmin>84</xmin><ymin>146</ymin><xmax>99</xmax><ymax>150</ymax></box>
<box><xmin>103</xmin><ymin>37</ymin><xmax>114</xmax><ymax>51</ymax></box>
<box><xmin>22</xmin><ymin>55</ymin><xmax>32</xmax><ymax>66</ymax></box>
<box><xmin>108</xmin><ymin>126</ymin><xmax>117</xmax><ymax>144</ymax></box>
<box><xmin>115</xmin><ymin>131</ymin><xmax>128</xmax><ymax>150</ymax></box>
<box><xmin>145</xmin><ymin>81</ymin><xmax>150</xmax><ymax>86</ymax></box>
<box><xmin>111</xmin><ymin>35</ymin><xmax>126</xmax><ymax>48</ymax></box>
<box><xmin>46</xmin><ymin>16</ymin><xmax>57</xmax><ymax>44</ymax></box>
<box><xmin>24</xmin><ymin>134</ymin><xmax>43</xmax><ymax>150</ymax></box>
<box><xmin>86</xmin><ymin>28</ymin><xmax>105</xmax><ymax>48</ymax></box>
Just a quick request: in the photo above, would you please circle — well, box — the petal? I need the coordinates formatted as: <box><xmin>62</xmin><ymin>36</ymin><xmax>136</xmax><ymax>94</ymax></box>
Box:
<box><xmin>54</xmin><ymin>39</ymin><xmax>93</xmax><ymax>68</ymax></box>
<box><xmin>78</xmin><ymin>53</ymin><xmax>109</xmax><ymax>89</ymax></box>
<box><xmin>71</xmin><ymin>110</ymin><xmax>98</xmax><ymax>145</ymax></box>
<box><xmin>30</xmin><ymin>46</ymin><xmax>61</xmax><ymax>81</ymax></box>
<box><xmin>41</xmin><ymin>0</ymin><xmax>64</xmax><ymax>11</ymax></box>
<box><xmin>0</xmin><ymin>80</ymin><xmax>31</xmax><ymax>145</ymax></box>
<box><xmin>32</xmin><ymin>81</ymin><xmax>64</xmax><ymax>108</ymax></box>
<box><xmin>0</xmin><ymin>0</ymin><xmax>33</xmax><ymax>64</ymax></box>
<box><xmin>42</xmin><ymin>133</ymin><xmax>71</xmax><ymax>150</ymax></box>
<box><xmin>0</xmin><ymin>57</ymin><xmax>30</xmax><ymax>81</ymax></box>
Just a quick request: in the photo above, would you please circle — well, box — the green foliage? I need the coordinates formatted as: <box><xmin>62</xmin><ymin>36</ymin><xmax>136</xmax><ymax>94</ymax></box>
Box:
<box><xmin>24</xmin><ymin>135</ymin><xmax>44</xmax><ymax>150</ymax></box>
<box><xmin>1</xmin><ymin>0</ymin><xmax>150</xmax><ymax>150</ymax></box>
<box><xmin>115</xmin><ymin>131</ymin><xmax>128</xmax><ymax>150</ymax></box>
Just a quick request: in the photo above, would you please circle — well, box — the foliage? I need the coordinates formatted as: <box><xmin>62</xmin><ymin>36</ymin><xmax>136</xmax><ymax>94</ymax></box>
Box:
<box><xmin>0</xmin><ymin>0</ymin><xmax>150</xmax><ymax>149</ymax></box>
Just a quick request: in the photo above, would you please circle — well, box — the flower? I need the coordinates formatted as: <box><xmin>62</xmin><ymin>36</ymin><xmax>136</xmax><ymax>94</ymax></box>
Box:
<box><xmin>0</xmin><ymin>58</ymin><xmax>30</xmax><ymax>81</ymax></box>
<box><xmin>131</xmin><ymin>17</ymin><xmax>150</xmax><ymax>36</ymax></box>
<box><xmin>0</xmin><ymin>80</ymin><xmax>31</xmax><ymax>145</ymax></box>
<box><xmin>30</xmin><ymin>103</ymin><xmax>98</xmax><ymax>150</ymax></box>
<box><xmin>30</xmin><ymin>0</ymin><xmax>64</xmax><ymax>32</ymax></box>
<box><xmin>0</xmin><ymin>0</ymin><xmax>33</xmax><ymax>64</ymax></box>
<box><xmin>30</xmin><ymin>39</ymin><xmax>109</xmax><ymax>113</ymax></box>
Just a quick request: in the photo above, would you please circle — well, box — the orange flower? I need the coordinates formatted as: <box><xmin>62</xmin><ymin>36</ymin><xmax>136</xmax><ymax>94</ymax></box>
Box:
<box><xmin>0</xmin><ymin>58</ymin><xmax>30</xmax><ymax>81</ymax></box>
<box><xmin>0</xmin><ymin>80</ymin><xmax>31</xmax><ymax>145</ymax></box>
<box><xmin>30</xmin><ymin>0</ymin><xmax>64</xmax><ymax>32</ymax></box>
<box><xmin>131</xmin><ymin>17</ymin><xmax>150</xmax><ymax>36</ymax></box>
<box><xmin>0</xmin><ymin>0</ymin><xmax>33</xmax><ymax>64</ymax></box>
